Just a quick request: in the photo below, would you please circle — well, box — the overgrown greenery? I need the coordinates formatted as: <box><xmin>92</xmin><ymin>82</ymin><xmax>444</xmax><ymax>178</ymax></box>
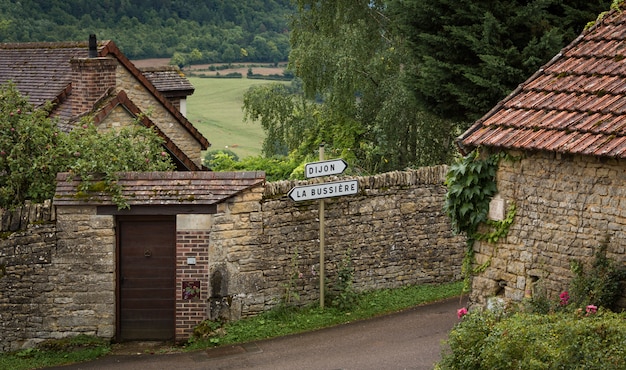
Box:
<box><xmin>0</xmin><ymin>335</ymin><xmax>110</xmax><ymax>370</ymax></box>
<box><xmin>187</xmin><ymin>280</ymin><xmax>463</xmax><ymax>350</ymax></box>
<box><xmin>443</xmin><ymin>150</ymin><xmax>509</xmax><ymax>288</ymax></box>
<box><xmin>391</xmin><ymin>0</ymin><xmax>613</xmax><ymax>122</ymax></box>
<box><xmin>0</xmin><ymin>83</ymin><xmax>174</xmax><ymax>209</ymax></box>
<box><xmin>238</xmin><ymin>0</ymin><xmax>611</xmax><ymax>177</ymax></box>
<box><xmin>568</xmin><ymin>238</ymin><xmax>626</xmax><ymax>311</ymax></box>
<box><xmin>437</xmin><ymin>309</ymin><xmax>626</xmax><ymax>370</ymax></box>
<box><xmin>438</xmin><ymin>242</ymin><xmax>626</xmax><ymax>369</ymax></box>
<box><xmin>205</xmin><ymin>150</ymin><xmax>303</xmax><ymax>182</ymax></box>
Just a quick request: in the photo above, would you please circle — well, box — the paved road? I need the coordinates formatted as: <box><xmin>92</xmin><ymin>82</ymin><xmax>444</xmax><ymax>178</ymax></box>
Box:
<box><xmin>49</xmin><ymin>295</ymin><xmax>467</xmax><ymax>370</ymax></box>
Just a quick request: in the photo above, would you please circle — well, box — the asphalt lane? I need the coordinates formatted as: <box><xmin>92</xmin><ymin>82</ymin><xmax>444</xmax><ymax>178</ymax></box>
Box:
<box><xmin>48</xmin><ymin>295</ymin><xmax>468</xmax><ymax>370</ymax></box>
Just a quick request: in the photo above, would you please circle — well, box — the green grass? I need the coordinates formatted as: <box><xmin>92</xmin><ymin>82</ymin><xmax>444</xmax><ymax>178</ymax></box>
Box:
<box><xmin>186</xmin><ymin>77</ymin><xmax>287</xmax><ymax>159</ymax></box>
<box><xmin>0</xmin><ymin>335</ymin><xmax>110</xmax><ymax>370</ymax></box>
<box><xmin>185</xmin><ymin>281</ymin><xmax>463</xmax><ymax>350</ymax></box>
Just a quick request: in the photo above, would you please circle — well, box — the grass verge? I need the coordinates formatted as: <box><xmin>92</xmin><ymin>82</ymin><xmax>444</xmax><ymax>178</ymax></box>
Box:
<box><xmin>185</xmin><ymin>281</ymin><xmax>464</xmax><ymax>350</ymax></box>
<box><xmin>0</xmin><ymin>335</ymin><xmax>111</xmax><ymax>370</ymax></box>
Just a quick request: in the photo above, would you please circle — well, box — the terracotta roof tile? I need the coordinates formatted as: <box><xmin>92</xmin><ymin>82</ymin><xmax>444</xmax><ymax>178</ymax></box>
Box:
<box><xmin>459</xmin><ymin>6</ymin><xmax>626</xmax><ymax>158</ymax></box>
<box><xmin>54</xmin><ymin>171</ymin><xmax>266</xmax><ymax>207</ymax></box>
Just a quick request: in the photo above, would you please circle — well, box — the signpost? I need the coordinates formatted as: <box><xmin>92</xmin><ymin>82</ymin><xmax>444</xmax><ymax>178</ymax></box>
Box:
<box><xmin>304</xmin><ymin>159</ymin><xmax>348</xmax><ymax>178</ymax></box>
<box><xmin>289</xmin><ymin>145</ymin><xmax>357</xmax><ymax>308</ymax></box>
<box><xmin>287</xmin><ymin>180</ymin><xmax>358</xmax><ymax>202</ymax></box>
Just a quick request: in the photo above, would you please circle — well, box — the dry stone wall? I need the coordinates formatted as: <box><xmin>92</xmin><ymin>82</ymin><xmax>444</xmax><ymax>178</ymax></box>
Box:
<box><xmin>210</xmin><ymin>166</ymin><xmax>466</xmax><ymax>316</ymax></box>
<box><xmin>471</xmin><ymin>151</ymin><xmax>626</xmax><ymax>307</ymax></box>
<box><xmin>0</xmin><ymin>202</ymin><xmax>115</xmax><ymax>352</ymax></box>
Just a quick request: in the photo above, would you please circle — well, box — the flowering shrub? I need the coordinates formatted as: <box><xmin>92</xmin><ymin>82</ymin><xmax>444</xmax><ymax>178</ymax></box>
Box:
<box><xmin>437</xmin><ymin>309</ymin><xmax>626</xmax><ymax>370</ymax></box>
<box><xmin>456</xmin><ymin>307</ymin><xmax>468</xmax><ymax>319</ymax></box>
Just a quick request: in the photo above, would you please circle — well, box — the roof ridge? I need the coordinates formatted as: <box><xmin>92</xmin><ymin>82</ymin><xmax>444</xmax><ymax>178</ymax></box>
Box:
<box><xmin>0</xmin><ymin>40</ymin><xmax>111</xmax><ymax>49</ymax></box>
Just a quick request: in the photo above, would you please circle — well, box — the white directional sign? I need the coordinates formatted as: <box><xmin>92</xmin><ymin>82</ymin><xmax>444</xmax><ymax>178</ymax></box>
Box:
<box><xmin>288</xmin><ymin>179</ymin><xmax>358</xmax><ymax>202</ymax></box>
<box><xmin>305</xmin><ymin>159</ymin><xmax>348</xmax><ymax>178</ymax></box>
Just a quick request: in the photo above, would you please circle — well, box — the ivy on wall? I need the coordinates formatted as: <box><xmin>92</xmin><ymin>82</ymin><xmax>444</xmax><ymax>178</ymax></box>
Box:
<box><xmin>444</xmin><ymin>149</ymin><xmax>517</xmax><ymax>289</ymax></box>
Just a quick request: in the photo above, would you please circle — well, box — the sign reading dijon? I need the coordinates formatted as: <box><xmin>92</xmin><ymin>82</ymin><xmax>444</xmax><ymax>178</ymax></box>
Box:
<box><xmin>288</xmin><ymin>158</ymin><xmax>356</xmax><ymax>202</ymax></box>
<box><xmin>304</xmin><ymin>159</ymin><xmax>348</xmax><ymax>178</ymax></box>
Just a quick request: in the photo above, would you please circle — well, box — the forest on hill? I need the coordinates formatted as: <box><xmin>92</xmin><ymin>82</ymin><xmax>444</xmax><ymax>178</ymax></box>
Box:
<box><xmin>0</xmin><ymin>0</ymin><xmax>294</xmax><ymax>63</ymax></box>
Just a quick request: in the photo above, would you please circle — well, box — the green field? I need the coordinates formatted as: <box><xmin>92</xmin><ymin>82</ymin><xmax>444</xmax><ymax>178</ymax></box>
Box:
<box><xmin>186</xmin><ymin>77</ymin><xmax>284</xmax><ymax>159</ymax></box>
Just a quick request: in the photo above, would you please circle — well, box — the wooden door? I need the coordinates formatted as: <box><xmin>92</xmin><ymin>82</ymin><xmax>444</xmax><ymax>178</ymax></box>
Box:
<box><xmin>118</xmin><ymin>216</ymin><xmax>176</xmax><ymax>341</ymax></box>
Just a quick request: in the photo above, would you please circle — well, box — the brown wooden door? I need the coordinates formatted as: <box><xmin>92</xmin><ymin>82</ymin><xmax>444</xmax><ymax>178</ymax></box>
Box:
<box><xmin>118</xmin><ymin>216</ymin><xmax>176</xmax><ymax>341</ymax></box>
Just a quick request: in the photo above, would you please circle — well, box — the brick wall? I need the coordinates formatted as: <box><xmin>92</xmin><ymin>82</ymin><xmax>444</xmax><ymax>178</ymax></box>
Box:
<box><xmin>209</xmin><ymin>166</ymin><xmax>466</xmax><ymax>318</ymax></box>
<box><xmin>70</xmin><ymin>57</ymin><xmax>117</xmax><ymax>116</ymax></box>
<box><xmin>175</xmin><ymin>227</ymin><xmax>211</xmax><ymax>339</ymax></box>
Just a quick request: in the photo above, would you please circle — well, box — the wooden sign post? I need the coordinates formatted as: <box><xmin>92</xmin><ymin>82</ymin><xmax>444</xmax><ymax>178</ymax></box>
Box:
<box><xmin>288</xmin><ymin>144</ymin><xmax>355</xmax><ymax>308</ymax></box>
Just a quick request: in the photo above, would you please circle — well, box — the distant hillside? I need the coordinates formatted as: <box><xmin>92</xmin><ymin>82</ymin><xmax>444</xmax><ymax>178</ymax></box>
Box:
<box><xmin>0</xmin><ymin>0</ymin><xmax>294</xmax><ymax>63</ymax></box>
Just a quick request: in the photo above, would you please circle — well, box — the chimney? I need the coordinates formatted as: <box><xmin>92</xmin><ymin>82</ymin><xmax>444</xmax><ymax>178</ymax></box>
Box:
<box><xmin>88</xmin><ymin>34</ymin><xmax>98</xmax><ymax>58</ymax></box>
<box><xmin>70</xmin><ymin>35</ymin><xmax>117</xmax><ymax>117</ymax></box>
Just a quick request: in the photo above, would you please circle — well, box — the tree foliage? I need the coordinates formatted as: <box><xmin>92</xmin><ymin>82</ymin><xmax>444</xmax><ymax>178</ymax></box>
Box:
<box><xmin>244</xmin><ymin>0</ymin><xmax>459</xmax><ymax>174</ymax></box>
<box><xmin>0</xmin><ymin>0</ymin><xmax>294</xmax><ymax>62</ymax></box>
<box><xmin>390</xmin><ymin>0</ymin><xmax>612</xmax><ymax>122</ymax></box>
<box><xmin>0</xmin><ymin>83</ymin><xmax>174</xmax><ymax>209</ymax></box>
<box><xmin>241</xmin><ymin>0</ymin><xmax>611</xmax><ymax>177</ymax></box>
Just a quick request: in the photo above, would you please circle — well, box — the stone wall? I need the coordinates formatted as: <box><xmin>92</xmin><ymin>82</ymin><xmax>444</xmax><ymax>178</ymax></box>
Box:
<box><xmin>0</xmin><ymin>166</ymin><xmax>465</xmax><ymax>350</ymax></box>
<box><xmin>471</xmin><ymin>151</ymin><xmax>626</xmax><ymax>307</ymax></box>
<box><xmin>0</xmin><ymin>202</ymin><xmax>116</xmax><ymax>352</ymax></box>
<box><xmin>210</xmin><ymin>166</ymin><xmax>466</xmax><ymax>317</ymax></box>
<box><xmin>0</xmin><ymin>202</ymin><xmax>56</xmax><ymax>352</ymax></box>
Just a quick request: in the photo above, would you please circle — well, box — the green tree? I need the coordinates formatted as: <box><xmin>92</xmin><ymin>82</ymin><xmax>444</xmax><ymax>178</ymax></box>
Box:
<box><xmin>0</xmin><ymin>83</ymin><xmax>174</xmax><ymax>209</ymax></box>
<box><xmin>243</xmin><ymin>0</ymin><xmax>458</xmax><ymax>173</ymax></box>
<box><xmin>390</xmin><ymin>0</ymin><xmax>612</xmax><ymax>122</ymax></box>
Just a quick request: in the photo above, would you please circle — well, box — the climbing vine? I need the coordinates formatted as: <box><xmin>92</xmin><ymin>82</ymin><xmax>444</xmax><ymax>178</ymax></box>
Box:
<box><xmin>444</xmin><ymin>150</ymin><xmax>517</xmax><ymax>290</ymax></box>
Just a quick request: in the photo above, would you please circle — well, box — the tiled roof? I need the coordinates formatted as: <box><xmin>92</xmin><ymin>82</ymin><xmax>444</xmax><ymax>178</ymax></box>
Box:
<box><xmin>0</xmin><ymin>39</ymin><xmax>210</xmax><ymax>151</ymax></box>
<box><xmin>458</xmin><ymin>6</ymin><xmax>626</xmax><ymax>158</ymax></box>
<box><xmin>54</xmin><ymin>171</ymin><xmax>266</xmax><ymax>207</ymax></box>
<box><xmin>141</xmin><ymin>66</ymin><xmax>194</xmax><ymax>97</ymax></box>
<box><xmin>0</xmin><ymin>42</ymin><xmax>86</xmax><ymax>107</ymax></box>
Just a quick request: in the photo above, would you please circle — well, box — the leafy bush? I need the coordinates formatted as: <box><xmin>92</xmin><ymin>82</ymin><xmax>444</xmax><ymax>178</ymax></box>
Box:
<box><xmin>206</xmin><ymin>151</ymin><xmax>303</xmax><ymax>182</ymax></box>
<box><xmin>0</xmin><ymin>82</ymin><xmax>174</xmax><ymax>209</ymax></box>
<box><xmin>204</xmin><ymin>149</ymin><xmax>240</xmax><ymax>164</ymax></box>
<box><xmin>569</xmin><ymin>239</ymin><xmax>626</xmax><ymax>310</ymax></box>
<box><xmin>437</xmin><ymin>309</ymin><xmax>626</xmax><ymax>370</ymax></box>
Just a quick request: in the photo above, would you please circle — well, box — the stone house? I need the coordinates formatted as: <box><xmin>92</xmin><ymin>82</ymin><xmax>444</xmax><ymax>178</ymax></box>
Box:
<box><xmin>0</xmin><ymin>34</ymin><xmax>209</xmax><ymax>170</ymax></box>
<box><xmin>457</xmin><ymin>7</ymin><xmax>626</xmax><ymax>307</ymax></box>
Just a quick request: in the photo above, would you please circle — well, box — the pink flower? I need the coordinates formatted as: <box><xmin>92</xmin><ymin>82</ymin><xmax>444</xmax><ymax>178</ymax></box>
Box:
<box><xmin>586</xmin><ymin>305</ymin><xmax>597</xmax><ymax>315</ymax></box>
<box><xmin>457</xmin><ymin>307</ymin><xmax>468</xmax><ymax>319</ymax></box>
<box><xmin>559</xmin><ymin>291</ymin><xmax>570</xmax><ymax>306</ymax></box>
<box><xmin>160</xmin><ymin>151</ymin><xmax>167</xmax><ymax>156</ymax></box>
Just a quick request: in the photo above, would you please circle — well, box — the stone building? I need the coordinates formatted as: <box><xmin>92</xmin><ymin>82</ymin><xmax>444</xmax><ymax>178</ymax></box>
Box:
<box><xmin>0</xmin><ymin>35</ymin><xmax>209</xmax><ymax>170</ymax></box>
<box><xmin>457</xmin><ymin>6</ymin><xmax>626</xmax><ymax>307</ymax></box>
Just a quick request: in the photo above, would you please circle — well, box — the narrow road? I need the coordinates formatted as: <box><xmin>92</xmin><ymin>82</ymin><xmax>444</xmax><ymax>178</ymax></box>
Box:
<box><xmin>49</xmin><ymin>295</ymin><xmax>467</xmax><ymax>370</ymax></box>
